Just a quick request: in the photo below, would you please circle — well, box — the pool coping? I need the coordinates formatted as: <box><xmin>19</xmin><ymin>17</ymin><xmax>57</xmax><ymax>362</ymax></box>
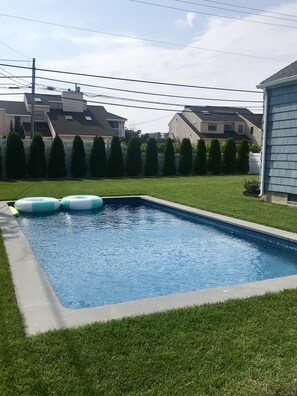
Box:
<box><xmin>1</xmin><ymin>195</ymin><xmax>297</xmax><ymax>336</ymax></box>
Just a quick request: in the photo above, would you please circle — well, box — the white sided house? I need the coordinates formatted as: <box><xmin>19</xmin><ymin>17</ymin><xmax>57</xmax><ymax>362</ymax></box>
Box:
<box><xmin>0</xmin><ymin>91</ymin><xmax>127</xmax><ymax>141</ymax></box>
<box><xmin>169</xmin><ymin>106</ymin><xmax>262</xmax><ymax>146</ymax></box>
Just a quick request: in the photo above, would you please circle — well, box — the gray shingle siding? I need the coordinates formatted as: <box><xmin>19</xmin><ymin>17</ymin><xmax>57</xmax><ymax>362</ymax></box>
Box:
<box><xmin>264</xmin><ymin>83</ymin><xmax>297</xmax><ymax>195</ymax></box>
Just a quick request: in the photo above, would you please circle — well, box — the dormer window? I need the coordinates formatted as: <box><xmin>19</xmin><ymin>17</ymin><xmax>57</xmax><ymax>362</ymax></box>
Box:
<box><xmin>65</xmin><ymin>115</ymin><xmax>73</xmax><ymax>121</ymax></box>
<box><xmin>85</xmin><ymin>116</ymin><xmax>92</xmax><ymax>121</ymax></box>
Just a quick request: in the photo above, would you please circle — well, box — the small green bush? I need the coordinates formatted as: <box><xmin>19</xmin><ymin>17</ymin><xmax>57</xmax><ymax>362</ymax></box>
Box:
<box><xmin>163</xmin><ymin>138</ymin><xmax>176</xmax><ymax>176</ymax></box>
<box><xmin>243</xmin><ymin>179</ymin><xmax>260</xmax><ymax>196</ymax></box>
<box><xmin>90</xmin><ymin>136</ymin><xmax>106</xmax><ymax>177</ymax></box>
<box><xmin>5</xmin><ymin>132</ymin><xmax>26</xmax><ymax>178</ymax></box>
<box><xmin>237</xmin><ymin>140</ymin><xmax>250</xmax><ymax>174</ymax></box>
<box><xmin>223</xmin><ymin>139</ymin><xmax>237</xmax><ymax>174</ymax></box>
<box><xmin>144</xmin><ymin>138</ymin><xmax>158</xmax><ymax>176</ymax></box>
<box><xmin>194</xmin><ymin>139</ymin><xmax>207</xmax><ymax>175</ymax></box>
<box><xmin>107</xmin><ymin>136</ymin><xmax>124</xmax><ymax>177</ymax></box>
<box><xmin>250</xmin><ymin>144</ymin><xmax>260</xmax><ymax>153</ymax></box>
<box><xmin>48</xmin><ymin>135</ymin><xmax>66</xmax><ymax>178</ymax></box>
<box><xmin>71</xmin><ymin>135</ymin><xmax>87</xmax><ymax>178</ymax></box>
<box><xmin>208</xmin><ymin>139</ymin><xmax>222</xmax><ymax>175</ymax></box>
<box><xmin>28</xmin><ymin>134</ymin><xmax>47</xmax><ymax>178</ymax></box>
<box><xmin>126</xmin><ymin>136</ymin><xmax>142</xmax><ymax>176</ymax></box>
<box><xmin>179</xmin><ymin>138</ymin><xmax>192</xmax><ymax>176</ymax></box>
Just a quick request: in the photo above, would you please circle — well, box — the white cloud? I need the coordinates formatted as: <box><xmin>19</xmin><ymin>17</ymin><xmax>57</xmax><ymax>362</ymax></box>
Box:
<box><xmin>176</xmin><ymin>12</ymin><xmax>196</xmax><ymax>28</ymax></box>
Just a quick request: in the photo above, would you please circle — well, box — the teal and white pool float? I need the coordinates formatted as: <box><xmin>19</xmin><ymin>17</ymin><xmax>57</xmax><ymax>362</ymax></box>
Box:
<box><xmin>15</xmin><ymin>197</ymin><xmax>61</xmax><ymax>213</ymax></box>
<box><xmin>61</xmin><ymin>195</ymin><xmax>103</xmax><ymax>210</ymax></box>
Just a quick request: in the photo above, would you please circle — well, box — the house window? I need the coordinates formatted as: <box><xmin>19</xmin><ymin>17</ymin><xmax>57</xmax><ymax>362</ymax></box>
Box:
<box><xmin>108</xmin><ymin>120</ymin><xmax>119</xmax><ymax>128</ymax></box>
<box><xmin>34</xmin><ymin>97</ymin><xmax>42</xmax><ymax>103</ymax></box>
<box><xmin>250</xmin><ymin>127</ymin><xmax>254</xmax><ymax>135</ymax></box>
<box><xmin>224</xmin><ymin>124</ymin><xmax>233</xmax><ymax>131</ymax></box>
<box><xmin>34</xmin><ymin>111</ymin><xmax>44</xmax><ymax>120</ymax></box>
<box><xmin>65</xmin><ymin>115</ymin><xmax>73</xmax><ymax>121</ymax></box>
<box><xmin>49</xmin><ymin>101</ymin><xmax>62</xmax><ymax>109</ymax></box>
<box><xmin>85</xmin><ymin>116</ymin><xmax>92</xmax><ymax>121</ymax></box>
<box><xmin>208</xmin><ymin>123</ymin><xmax>217</xmax><ymax>131</ymax></box>
<box><xmin>238</xmin><ymin>125</ymin><xmax>243</xmax><ymax>134</ymax></box>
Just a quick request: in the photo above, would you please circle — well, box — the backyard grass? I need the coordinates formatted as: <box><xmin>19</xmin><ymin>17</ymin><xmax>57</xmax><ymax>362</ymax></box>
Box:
<box><xmin>1</xmin><ymin>175</ymin><xmax>297</xmax><ymax>394</ymax></box>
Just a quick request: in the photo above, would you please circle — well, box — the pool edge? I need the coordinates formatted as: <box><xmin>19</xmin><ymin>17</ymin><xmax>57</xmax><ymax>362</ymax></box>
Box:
<box><xmin>1</xmin><ymin>196</ymin><xmax>297</xmax><ymax>336</ymax></box>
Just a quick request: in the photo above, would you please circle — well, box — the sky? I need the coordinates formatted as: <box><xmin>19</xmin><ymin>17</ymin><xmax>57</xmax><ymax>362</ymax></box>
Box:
<box><xmin>0</xmin><ymin>0</ymin><xmax>297</xmax><ymax>134</ymax></box>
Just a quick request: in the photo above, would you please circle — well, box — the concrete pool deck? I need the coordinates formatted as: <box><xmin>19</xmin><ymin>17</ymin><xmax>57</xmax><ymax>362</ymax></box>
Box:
<box><xmin>1</xmin><ymin>195</ymin><xmax>297</xmax><ymax>336</ymax></box>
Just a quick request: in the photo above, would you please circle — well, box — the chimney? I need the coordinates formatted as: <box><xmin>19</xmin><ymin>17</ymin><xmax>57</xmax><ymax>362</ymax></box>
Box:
<box><xmin>62</xmin><ymin>90</ymin><xmax>84</xmax><ymax>112</ymax></box>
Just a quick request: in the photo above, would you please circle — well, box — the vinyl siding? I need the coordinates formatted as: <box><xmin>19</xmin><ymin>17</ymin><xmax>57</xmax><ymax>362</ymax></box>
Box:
<box><xmin>264</xmin><ymin>83</ymin><xmax>297</xmax><ymax>195</ymax></box>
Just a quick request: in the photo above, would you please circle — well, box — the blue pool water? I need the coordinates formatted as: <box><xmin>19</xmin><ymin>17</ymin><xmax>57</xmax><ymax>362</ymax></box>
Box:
<box><xmin>17</xmin><ymin>198</ymin><xmax>297</xmax><ymax>309</ymax></box>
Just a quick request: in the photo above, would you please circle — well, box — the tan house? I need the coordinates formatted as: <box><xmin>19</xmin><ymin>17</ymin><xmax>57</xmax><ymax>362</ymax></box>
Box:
<box><xmin>169</xmin><ymin>106</ymin><xmax>262</xmax><ymax>146</ymax></box>
<box><xmin>0</xmin><ymin>91</ymin><xmax>127</xmax><ymax>140</ymax></box>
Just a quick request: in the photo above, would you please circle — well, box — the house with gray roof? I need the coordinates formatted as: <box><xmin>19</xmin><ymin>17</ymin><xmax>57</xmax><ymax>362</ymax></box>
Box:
<box><xmin>169</xmin><ymin>106</ymin><xmax>262</xmax><ymax>146</ymax></box>
<box><xmin>257</xmin><ymin>60</ymin><xmax>297</xmax><ymax>205</ymax></box>
<box><xmin>0</xmin><ymin>90</ymin><xmax>127</xmax><ymax>140</ymax></box>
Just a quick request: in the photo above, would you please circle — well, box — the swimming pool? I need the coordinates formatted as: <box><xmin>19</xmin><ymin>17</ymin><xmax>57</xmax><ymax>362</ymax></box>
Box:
<box><xmin>17</xmin><ymin>197</ymin><xmax>297</xmax><ymax>310</ymax></box>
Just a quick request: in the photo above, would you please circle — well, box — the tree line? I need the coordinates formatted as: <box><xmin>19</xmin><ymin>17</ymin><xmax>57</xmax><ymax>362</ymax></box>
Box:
<box><xmin>0</xmin><ymin>132</ymin><xmax>250</xmax><ymax>179</ymax></box>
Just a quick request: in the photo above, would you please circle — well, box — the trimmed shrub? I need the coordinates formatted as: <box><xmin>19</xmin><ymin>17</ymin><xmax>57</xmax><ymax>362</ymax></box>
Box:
<box><xmin>71</xmin><ymin>135</ymin><xmax>87</xmax><ymax>177</ymax></box>
<box><xmin>208</xmin><ymin>139</ymin><xmax>222</xmax><ymax>175</ymax></box>
<box><xmin>144</xmin><ymin>138</ymin><xmax>158</xmax><ymax>176</ymax></box>
<box><xmin>107</xmin><ymin>136</ymin><xmax>124</xmax><ymax>177</ymax></box>
<box><xmin>28</xmin><ymin>134</ymin><xmax>47</xmax><ymax>178</ymax></box>
<box><xmin>5</xmin><ymin>132</ymin><xmax>26</xmax><ymax>179</ymax></box>
<box><xmin>48</xmin><ymin>135</ymin><xmax>66</xmax><ymax>178</ymax></box>
<box><xmin>90</xmin><ymin>135</ymin><xmax>106</xmax><ymax>177</ymax></box>
<box><xmin>126</xmin><ymin>136</ymin><xmax>142</xmax><ymax>176</ymax></box>
<box><xmin>163</xmin><ymin>138</ymin><xmax>176</xmax><ymax>176</ymax></box>
<box><xmin>237</xmin><ymin>140</ymin><xmax>250</xmax><ymax>174</ymax></box>
<box><xmin>243</xmin><ymin>178</ymin><xmax>260</xmax><ymax>196</ymax></box>
<box><xmin>223</xmin><ymin>138</ymin><xmax>237</xmax><ymax>174</ymax></box>
<box><xmin>194</xmin><ymin>139</ymin><xmax>207</xmax><ymax>175</ymax></box>
<box><xmin>179</xmin><ymin>138</ymin><xmax>192</xmax><ymax>176</ymax></box>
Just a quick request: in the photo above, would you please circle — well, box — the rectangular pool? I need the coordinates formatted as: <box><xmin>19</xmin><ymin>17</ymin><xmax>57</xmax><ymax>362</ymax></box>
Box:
<box><xmin>17</xmin><ymin>197</ymin><xmax>297</xmax><ymax>309</ymax></box>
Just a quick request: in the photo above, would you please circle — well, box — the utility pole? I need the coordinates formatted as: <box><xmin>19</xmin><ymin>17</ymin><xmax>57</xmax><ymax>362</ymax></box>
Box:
<box><xmin>30</xmin><ymin>58</ymin><xmax>36</xmax><ymax>139</ymax></box>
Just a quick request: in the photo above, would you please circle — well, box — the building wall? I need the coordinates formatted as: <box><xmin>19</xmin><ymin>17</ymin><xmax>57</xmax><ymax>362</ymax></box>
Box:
<box><xmin>264</xmin><ymin>83</ymin><xmax>297</xmax><ymax>198</ymax></box>
<box><xmin>240</xmin><ymin>118</ymin><xmax>262</xmax><ymax>146</ymax></box>
<box><xmin>168</xmin><ymin>114</ymin><xmax>201</xmax><ymax>143</ymax></box>
<box><xmin>199</xmin><ymin>120</ymin><xmax>246</xmax><ymax>135</ymax></box>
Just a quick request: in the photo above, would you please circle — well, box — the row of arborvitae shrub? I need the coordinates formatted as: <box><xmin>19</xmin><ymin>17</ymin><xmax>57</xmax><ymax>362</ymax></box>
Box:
<box><xmin>1</xmin><ymin>133</ymin><xmax>250</xmax><ymax>179</ymax></box>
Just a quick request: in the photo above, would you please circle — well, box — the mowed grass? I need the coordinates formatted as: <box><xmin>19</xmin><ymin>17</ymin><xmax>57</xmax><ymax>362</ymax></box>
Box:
<box><xmin>1</xmin><ymin>175</ymin><xmax>297</xmax><ymax>394</ymax></box>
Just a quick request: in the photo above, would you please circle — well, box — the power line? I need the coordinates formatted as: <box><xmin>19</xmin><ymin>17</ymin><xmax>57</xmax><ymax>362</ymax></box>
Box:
<box><xmin>0</xmin><ymin>39</ymin><xmax>31</xmax><ymax>60</ymax></box>
<box><xmin>0</xmin><ymin>13</ymin><xmax>288</xmax><ymax>62</ymax></box>
<box><xmin>173</xmin><ymin>0</ymin><xmax>297</xmax><ymax>23</ymax></box>
<box><xmin>129</xmin><ymin>0</ymin><xmax>297</xmax><ymax>30</ymax></box>
<box><xmin>0</xmin><ymin>62</ymin><xmax>262</xmax><ymax>94</ymax></box>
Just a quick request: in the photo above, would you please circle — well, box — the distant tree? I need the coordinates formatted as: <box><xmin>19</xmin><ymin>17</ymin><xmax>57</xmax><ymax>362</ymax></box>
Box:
<box><xmin>194</xmin><ymin>139</ymin><xmax>207</xmax><ymax>175</ymax></box>
<box><xmin>237</xmin><ymin>140</ymin><xmax>250</xmax><ymax>174</ymax></box>
<box><xmin>223</xmin><ymin>139</ymin><xmax>237</xmax><ymax>174</ymax></box>
<box><xmin>126</xmin><ymin>136</ymin><xmax>142</xmax><ymax>176</ymax></box>
<box><xmin>48</xmin><ymin>135</ymin><xmax>66</xmax><ymax>178</ymax></box>
<box><xmin>107</xmin><ymin>136</ymin><xmax>124</xmax><ymax>177</ymax></box>
<box><xmin>14</xmin><ymin>118</ymin><xmax>25</xmax><ymax>138</ymax></box>
<box><xmin>179</xmin><ymin>138</ymin><xmax>192</xmax><ymax>176</ymax></box>
<box><xmin>71</xmin><ymin>135</ymin><xmax>87</xmax><ymax>177</ymax></box>
<box><xmin>28</xmin><ymin>134</ymin><xmax>47</xmax><ymax>178</ymax></box>
<box><xmin>90</xmin><ymin>135</ymin><xmax>106</xmax><ymax>177</ymax></box>
<box><xmin>163</xmin><ymin>138</ymin><xmax>176</xmax><ymax>176</ymax></box>
<box><xmin>144</xmin><ymin>137</ymin><xmax>158</xmax><ymax>176</ymax></box>
<box><xmin>5</xmin><ymin>132</ymin><xmax>26</xmax><ymax>178</ymax></box>
<box><xmin>208</xmin><ymin>139</ymin><xmax>222</xmax><ymax>175</ymax></box>
<box><xmin>9</xmin><ymin>120</ymin><xmax>13</xmax><ymax>133</ymax></box>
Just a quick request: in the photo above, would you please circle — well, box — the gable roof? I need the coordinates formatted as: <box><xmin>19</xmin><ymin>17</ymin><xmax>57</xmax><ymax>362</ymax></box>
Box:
<box><xmin>258</xmin><ymin>60</ymin><xmax>297</xmax><ymax>87</ymax></box>
<box><xmin>239</xmin><ymin>113</ymin><xmax>263</xmax><ymax>129</ymax></box>
<box><xmin>0</xmin><ymin>100</ymin><xmax>29</xmax><ymax>115</ymax></box>
<box><xmin>185</xmin><ymin>106</ymin><xmax>252</xmax><ymax>122</ymax></box>
<box><xmin>24</xmin><ymin>93</ymin><xmax>62</xmax><ymax>106</ymax></box>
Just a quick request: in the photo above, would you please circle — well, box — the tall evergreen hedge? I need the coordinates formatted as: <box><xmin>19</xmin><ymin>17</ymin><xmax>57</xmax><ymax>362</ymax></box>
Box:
<box><xmin>208</xmin><ymin>139</ymin><xmax>222</xmax><ymax>175</ymax></box>
<box><xmin>237</xmin><ymin>140</ymin><xmax>250</xmax><ymax>174</ymax></box>
<box><xmin>194</xmin><ymin>139</ymin><xmax>207</xmax><ymax>175</ymax></box>
<box><xmin>48</xmin><ymin>135</ymin><xmax>66</xmax><ymax>178</ymax></box>
<box><xmin>126</xmin><ymin>136</ymin><xmax>142</xmax><ymax>176</ymax></box>
<box><xmin>0</xmin><ymin>147</ymin><xmax>2</xmax><ymax>178</ymax></box>
<box><xmin>107</xmin><ymin>136</ymin><xmax>124</xmax><ymax>177</ymax></box>
<box><xmin>179</xmin><ymin>138</ymin><xmax>192</xmax><ymax>176</ymax></box>
<box><xmin>71</xmin><ymin>135</ymin><xmax>87</xmax><ymax>177</ymax></box>
<box><xmin>5</xmin><ymin>132</ymin><xmax>26</xmax><ymax>179</ymax></box>
<box><xmin>90</xmin><ymin>135</ymin><xmax>106</xmax><ymax>177</ymax></box>
<box><xmin>144</xmin><ymin>137</ymin><xmax>158</xmax><ymax>176</ymax></box>
<box><xmin>28</xmin><ymin>134</ymin><xmax>47</xmax><ymax>178</ymax></box>
<box><xmin>163</xmin><ymin>138</ymin><xmax>176</xmax><ymax>176</ymax></box>
<box><xmin>222</xmin><ymin>138</ymin><xmax>237</xmax><ymax>174</ymax></box>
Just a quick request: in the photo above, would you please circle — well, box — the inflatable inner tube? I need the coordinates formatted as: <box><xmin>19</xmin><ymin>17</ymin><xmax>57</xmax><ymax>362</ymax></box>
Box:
<box><xmin>61</xmin><ymin>195</ymin><xmax>103</xmax><ymax>210</ymax></box>
<box><xmin>15</xmin><ymin>197</ymin><xmax>61</xmax><ymax>213</ymax></box>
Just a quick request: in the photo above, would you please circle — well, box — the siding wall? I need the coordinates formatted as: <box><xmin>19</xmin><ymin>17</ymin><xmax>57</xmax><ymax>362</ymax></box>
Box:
<box><xmin>264</xmin><ymin>83</ymin><xmax>297</xmax><ymax>195</ymax></box>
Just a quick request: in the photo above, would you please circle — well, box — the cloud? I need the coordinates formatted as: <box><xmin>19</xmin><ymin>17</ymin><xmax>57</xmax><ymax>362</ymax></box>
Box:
<box><xmin>176</xmin><ymin>12</ymin><xmax>196</xmax><ymax>28</ymax></box>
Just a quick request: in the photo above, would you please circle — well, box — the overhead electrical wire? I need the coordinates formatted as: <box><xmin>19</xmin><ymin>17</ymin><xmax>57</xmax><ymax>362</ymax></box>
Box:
<box><xmin>0</xmin><ymin>13</ymin><xmax>288</xmax><ymax>62</ymax></box>
<box><xmin>0</xmin><ymin>39</ymin><xmax>31</xmax><ymax>60</ymax></box>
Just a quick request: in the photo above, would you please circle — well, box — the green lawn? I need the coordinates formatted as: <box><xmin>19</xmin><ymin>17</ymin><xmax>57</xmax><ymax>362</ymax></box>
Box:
<box><xmin>1</xmin><ymin>176</ymin><xmax>297</xmax><ymax>395</ymax></box>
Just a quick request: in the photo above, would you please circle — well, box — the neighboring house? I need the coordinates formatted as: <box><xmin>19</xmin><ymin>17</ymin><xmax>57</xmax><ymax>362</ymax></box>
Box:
<box><xmin>0</xmin><ymin>90</ymin><xmax>127</xmax><ymax>140</ymax></box>
<box><xmin>258</xmin><ymin>60</ymin><xmax>297</xmax><ymax>205</ymax></box>
<box><xmin>169</xmin><ymin>106</ymin><xmax>262</xmax><ymax>146</ymax></box>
